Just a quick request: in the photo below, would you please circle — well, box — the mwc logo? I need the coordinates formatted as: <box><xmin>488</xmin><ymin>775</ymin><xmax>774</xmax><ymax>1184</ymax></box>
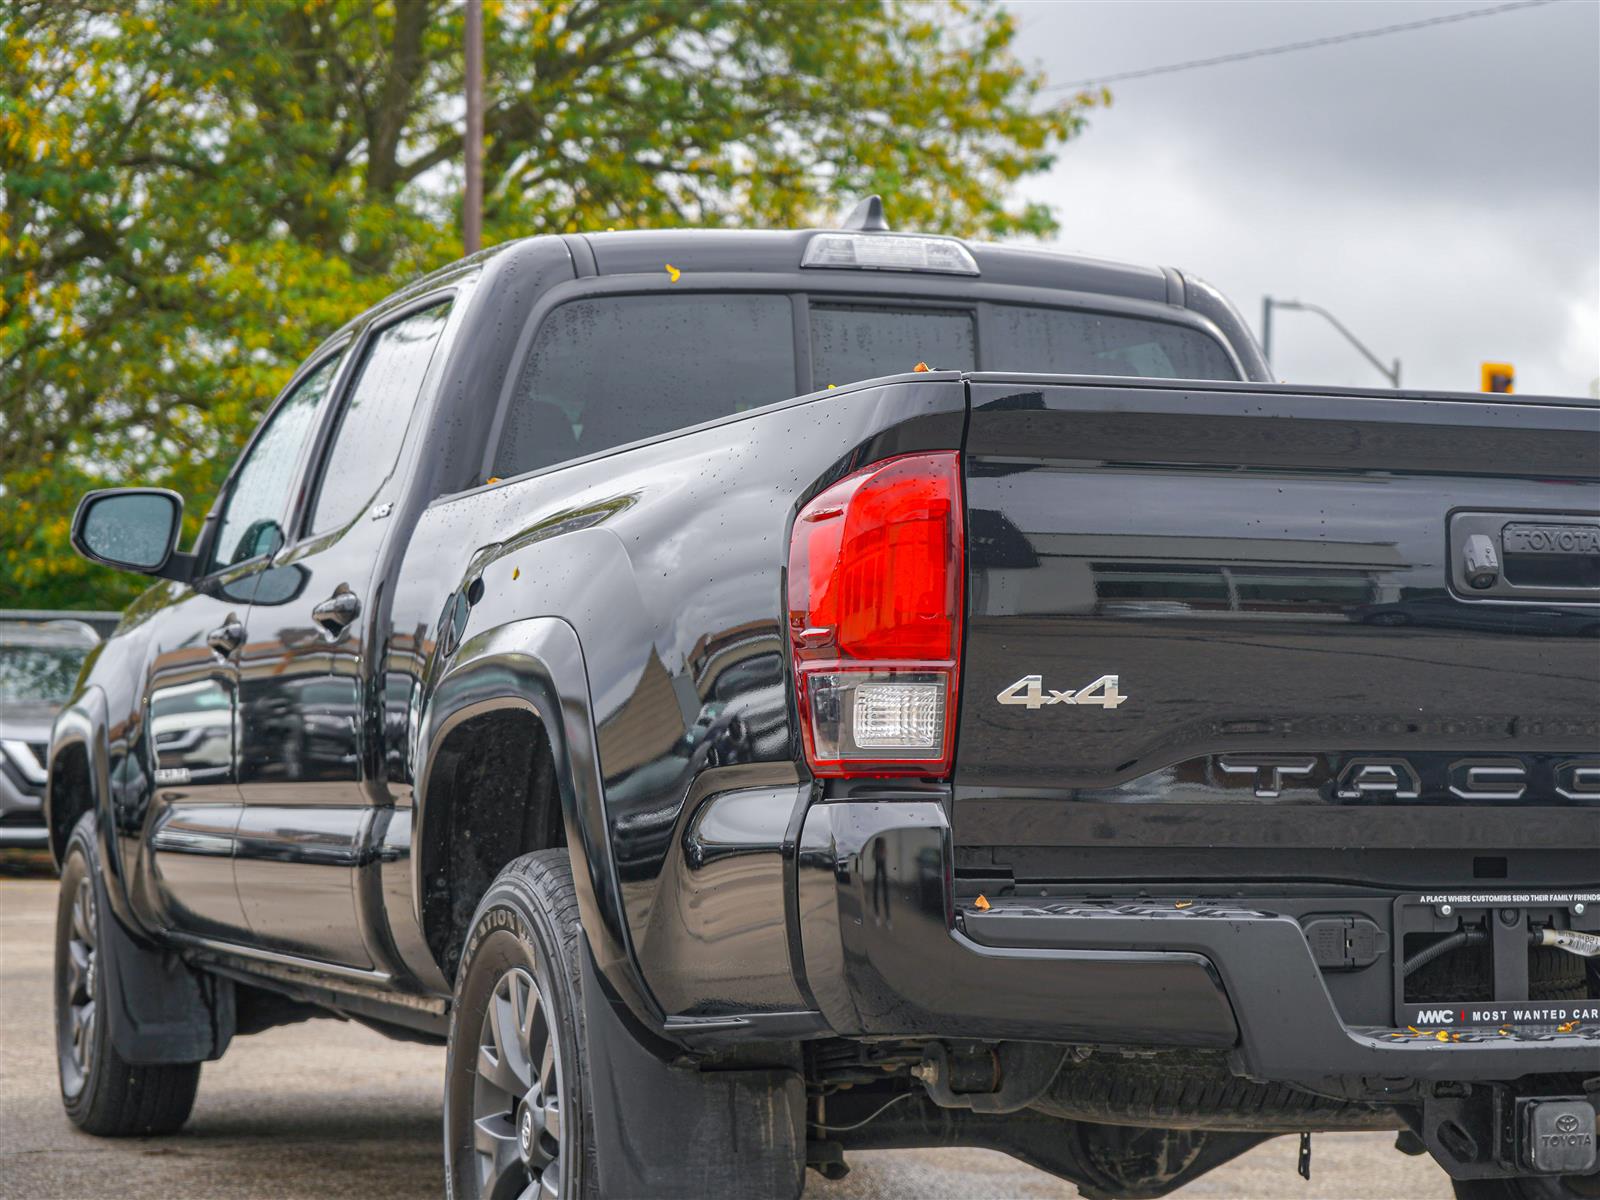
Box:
<box><xmin>1415</xmin><ymin>1009</ymin><xmax>1456</xmax><ymax>1024</ymax></box>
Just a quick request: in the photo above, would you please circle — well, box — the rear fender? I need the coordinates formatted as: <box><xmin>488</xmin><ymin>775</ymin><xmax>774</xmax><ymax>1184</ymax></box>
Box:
<box><xmin>415</xmin><ymin>615</ymin><xmax>659</xmax><ymax>1025</ymax></box>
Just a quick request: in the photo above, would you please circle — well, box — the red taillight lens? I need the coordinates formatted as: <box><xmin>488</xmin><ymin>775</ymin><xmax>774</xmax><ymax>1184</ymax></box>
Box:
<box><xmin>788</xmin><ymin>452</ymin><xmax>963</xmax><ymax>777</ymax></box>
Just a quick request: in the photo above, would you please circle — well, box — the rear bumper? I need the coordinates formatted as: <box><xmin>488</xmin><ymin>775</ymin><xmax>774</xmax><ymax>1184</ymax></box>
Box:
<box><xmin>795</xmin><ymin>799</ymin><xmax>1600</xmax><ymax>1087</ymax></box>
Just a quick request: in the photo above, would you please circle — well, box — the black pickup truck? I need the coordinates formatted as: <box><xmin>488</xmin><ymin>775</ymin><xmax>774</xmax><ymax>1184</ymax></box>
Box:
<box><xmin>47</xmin><ymin>202</ymin><xmax>1600</xmax><ymax>1200</ymax></box>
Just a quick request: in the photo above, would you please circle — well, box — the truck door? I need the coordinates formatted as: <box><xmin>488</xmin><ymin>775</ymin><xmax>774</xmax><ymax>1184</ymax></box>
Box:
<box><xmin>137</xmin><ymin>352</ymin><xmax>342</xmax><ymax>941</ymax></box>
<box><xmin>234</xmin><ymin>298</ymin><xmax>452</xmax><ymax>968</ymax></box>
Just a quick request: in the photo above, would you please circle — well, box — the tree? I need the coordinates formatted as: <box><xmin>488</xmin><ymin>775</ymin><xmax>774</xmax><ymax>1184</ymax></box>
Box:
<box><xmin>0</xmin><ymin>0</ymin><xmax>1101</xmax><ymax>610</ymax></box>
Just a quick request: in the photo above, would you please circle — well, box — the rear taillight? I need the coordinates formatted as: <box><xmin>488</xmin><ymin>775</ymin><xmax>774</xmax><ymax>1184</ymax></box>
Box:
<box><xmin>787</xmin><ymin>452</ymin><xmax>963</xmax><ymax>777</ymax></box>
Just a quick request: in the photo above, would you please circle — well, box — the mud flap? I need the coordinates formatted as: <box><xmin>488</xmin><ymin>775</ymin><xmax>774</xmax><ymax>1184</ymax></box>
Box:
<box><xmin>581</xmin><ymin>949</ymin><xmax>804</xmax><ymax>1199</ymax></box>
<box><xmin>93</xmin><ymin>866</ymin><xmax>234</xmax><ymax>1064</ymax></box>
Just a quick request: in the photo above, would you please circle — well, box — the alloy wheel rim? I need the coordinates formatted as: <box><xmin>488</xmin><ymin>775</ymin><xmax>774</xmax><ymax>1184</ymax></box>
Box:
<box><xmin>471</xmin><ymin>965</ymin><xmax>564</xmax><ymax>1199</ymax></box>
<box><xmin>61</xmin><ymin>874</ymin><xmax>98</xmax><ymax>1093</ymax></box>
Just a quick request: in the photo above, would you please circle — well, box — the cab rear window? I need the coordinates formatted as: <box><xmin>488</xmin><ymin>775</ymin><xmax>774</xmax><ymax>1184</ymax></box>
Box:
<box><xmin>493</xmin><ymin>293</ymin><xmax>797</xmax><ymax>479</ymax></box>
<box><xmin>810</xmin><ymin>304</ymin><xmax>975</xmax><ymax>389</ymax></box>
<box><xmin>493</xmin><ymin>293</ymin><xmax>1237</xmax><ymax>479</ymax></box>
<box><xmin>986</xmin><ymin>304</ymin><xmax>1236</xmax><ymax>381</ymax></box>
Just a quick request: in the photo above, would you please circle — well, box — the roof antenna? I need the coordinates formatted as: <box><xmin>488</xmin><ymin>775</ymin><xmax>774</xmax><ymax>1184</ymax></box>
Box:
<box><xmin>840</xmin><ymin>195</ymin><xmax>890</xmax><ymax>232</ymax></box>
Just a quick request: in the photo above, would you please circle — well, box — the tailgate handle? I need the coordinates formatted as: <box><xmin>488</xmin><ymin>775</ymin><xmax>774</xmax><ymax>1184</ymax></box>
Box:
<box><xmin>1449</xmin><ymin>512</ymin><xmax>1600</xmax><ymax>602</ymax></box>
<box><xmin>1501</xmin><ymin>522</ymin><xmax>1600</xmax><ymax>588</ymax></box>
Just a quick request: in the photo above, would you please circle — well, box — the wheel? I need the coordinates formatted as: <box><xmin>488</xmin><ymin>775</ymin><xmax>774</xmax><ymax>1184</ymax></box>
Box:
<box><xmin>55</xmin><ymin>812</ymin><xmax>200</xmax><ymax>1135</ymax></box>
<box><xmin>1453</xmin><ymin>1174</ymin><xmax>1600</xmax><ymax>1199</ymax></box>
<box><xmin>444</xmin><ymin>850</ymin><xmax>596</xmax><ymax>1199</ymax></box>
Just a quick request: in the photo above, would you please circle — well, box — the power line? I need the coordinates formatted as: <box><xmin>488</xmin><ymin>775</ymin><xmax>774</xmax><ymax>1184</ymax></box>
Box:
<box><xmin>1041</xmin><ymin>0</ymin><xmax>1556</xmax><ymax>93</ymax></box>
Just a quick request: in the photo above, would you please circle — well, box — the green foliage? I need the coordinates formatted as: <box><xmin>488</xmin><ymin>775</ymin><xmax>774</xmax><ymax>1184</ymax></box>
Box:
<box><xmin>1</xmin><ymin>0</ymin><xmax>1098</xmax><ymax>610</ymax></box>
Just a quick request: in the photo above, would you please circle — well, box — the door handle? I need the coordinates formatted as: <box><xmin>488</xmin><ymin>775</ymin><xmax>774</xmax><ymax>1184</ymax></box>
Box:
<box><xmin>206</xmin><ymin>618</ymin><xmax>245</xmax><ymax>658</ymax></box>
<box><xmin>311</xmin><ymin>590</ymin><xmax>361</xmax><ymax>638</ymax></box>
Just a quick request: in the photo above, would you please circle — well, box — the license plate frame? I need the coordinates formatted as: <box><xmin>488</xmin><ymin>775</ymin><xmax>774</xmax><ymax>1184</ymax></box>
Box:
<box><xmin>1392</xmin><ymin>891</ymin><xmax>1600</xmax><ymax>1032</ymax></box>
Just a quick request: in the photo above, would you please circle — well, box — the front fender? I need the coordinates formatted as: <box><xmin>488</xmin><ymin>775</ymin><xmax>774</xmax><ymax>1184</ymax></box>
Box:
<box><xmin>47</xmin><ymin>687</ymin><xmax>110</xmax><ymax>856</ymax></box>
<box><xmin>415</xmin><ymin>615</ymin><xmax>660</xmax><ymax>1027</ymax></box>
<box><xmin>48</xmin><ymin>686</ymin><xmax>149</xmax><ymax>939</ymax></box>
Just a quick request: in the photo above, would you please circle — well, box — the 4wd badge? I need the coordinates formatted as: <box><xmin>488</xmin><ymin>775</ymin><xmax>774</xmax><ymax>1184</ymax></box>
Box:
<box><xmin>996</xmin><ymin>674</ymin><xmax>1126</xmax><ymax>710</ymax></box>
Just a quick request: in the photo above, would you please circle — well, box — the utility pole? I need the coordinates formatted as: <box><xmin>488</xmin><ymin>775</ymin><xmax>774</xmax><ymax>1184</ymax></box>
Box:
<box><xmin>1261</xmin><ymin>296</ymin><xmax>1401</xmax><ymax>389</ymax></box>
<box><xmin>463</xmin><ymin>0</ymin><xmax>483</xmax><ymax>255</ymax></box>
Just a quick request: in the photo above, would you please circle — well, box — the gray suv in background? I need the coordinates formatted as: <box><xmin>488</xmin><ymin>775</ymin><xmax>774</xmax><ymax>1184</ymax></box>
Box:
<box><xmin>0</xmin><ymin>618</ymin><xmax>101</xmax><ymax>847</ymax></box>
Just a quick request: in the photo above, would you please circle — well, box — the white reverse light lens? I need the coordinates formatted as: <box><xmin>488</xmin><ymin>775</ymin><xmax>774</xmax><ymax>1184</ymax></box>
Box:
<box><xmin>851</xmin><ymin>681</ymin><xmax>943</xmax><ymax>750</ymax></box>
<box><xmin>803</xmin><ymin>670</ymin><xmax>950</xmax><ymax>765</ymax></box>
<box><xmin>802</xmin><ymin>233</ymin><xmax>979</xmax><ymax>275</ymax></box>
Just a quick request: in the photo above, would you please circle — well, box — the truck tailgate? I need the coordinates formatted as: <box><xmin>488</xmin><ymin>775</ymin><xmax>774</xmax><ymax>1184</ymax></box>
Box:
<box><xmin>954</xmin><ymin>375</ymin><xmax>1600</xmax><ymax>884</ymax></box>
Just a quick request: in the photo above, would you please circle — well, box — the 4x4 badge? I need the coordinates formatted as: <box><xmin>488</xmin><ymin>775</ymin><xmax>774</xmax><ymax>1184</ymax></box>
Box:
<box><xmin>996</xmin><ymin>674</ymin><xmax>1126</xmax><ymax>710</ymax></box>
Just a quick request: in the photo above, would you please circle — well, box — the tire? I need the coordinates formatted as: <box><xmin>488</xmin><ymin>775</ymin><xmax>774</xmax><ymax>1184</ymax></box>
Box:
<box><xmin>1453</xmin><ymin>1174</ymin><xmax>1600</xmax><ymax>1199</ymax></box>
<box><xmin>55</xmin><ymin>812</ymin><xmax>201</xmax><ymax>1136</ymax></box>
<box><xmin>1409</xmin><ymin>943</ymin><xmax>1588</xmax><ymax>1003</ymax></box>
<box><xmin>444</xmin><ymin>849</ymin><xmax>597</xmax><ymax>1199</ymax></box>
<box><xmin>1527</xmin><ymin>945</ymin><xmax>1592</xmax><ymax>1002</ymax></box>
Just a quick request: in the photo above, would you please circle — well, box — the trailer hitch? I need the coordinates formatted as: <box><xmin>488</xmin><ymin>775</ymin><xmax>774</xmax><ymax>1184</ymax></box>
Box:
<box><xmin>1415</xmin><ymin>1087</ymin><xmax>1599</xmax><ymax>1180</ymax></box>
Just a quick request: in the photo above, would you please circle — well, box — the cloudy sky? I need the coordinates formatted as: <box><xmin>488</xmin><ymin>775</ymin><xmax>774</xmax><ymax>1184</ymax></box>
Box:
<box><xmin>1007</xmin><ymin>0</ymin><xmax>1598</xmax><ymax>397</ymax></box>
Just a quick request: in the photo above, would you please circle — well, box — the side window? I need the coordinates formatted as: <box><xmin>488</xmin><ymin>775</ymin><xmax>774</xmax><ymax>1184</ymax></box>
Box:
<box><xmin>207</xmin><ymin>354</ymin><xmax>341</xmax><ymax>573</ymax></box>
<box><xmin>307</xmin><ymin>302</ymin><xmax>452</xmax><ymax>535</ymax></box>
<box><xmin>494</xmin><ymin>294</ymin><xmax>797</xmax><ymax>480</ymax></box>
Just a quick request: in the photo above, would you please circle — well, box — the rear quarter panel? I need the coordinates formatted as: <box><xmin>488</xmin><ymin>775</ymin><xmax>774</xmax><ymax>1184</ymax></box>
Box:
<box><xmin>386</xmin><ymin>376</ymin><xmax>966</xmax><ymax>1013</ymax></box>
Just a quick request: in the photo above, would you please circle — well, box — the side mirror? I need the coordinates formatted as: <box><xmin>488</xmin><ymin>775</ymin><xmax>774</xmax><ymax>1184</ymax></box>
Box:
<box><xmin>70</xmin><ymin>488</ymin><xmax>194</xmax><ymax>581</ymax></box>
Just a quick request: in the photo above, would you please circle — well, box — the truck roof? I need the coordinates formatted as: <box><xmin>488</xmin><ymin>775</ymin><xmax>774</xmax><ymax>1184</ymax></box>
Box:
<box><xmin>323</xmin><ymin>211</ymin><xmax>1272</xmax><ymax>384</ymax></box>
<box><xmin>575</xmin><ymin>227</ymin><xmax>1174</xmax><ymax>305</ymax></box>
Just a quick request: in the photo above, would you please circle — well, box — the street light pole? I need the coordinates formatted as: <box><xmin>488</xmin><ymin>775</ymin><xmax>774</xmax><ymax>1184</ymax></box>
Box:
<box><xmin>1261</xmin><ymin>296</ymin><xmax>1401</xmax><ymax>388</ymax></box>
<box><xmin>463</xmin><ymin>0</ymin><xmax>483</xmax><ymax>255</ymax></box>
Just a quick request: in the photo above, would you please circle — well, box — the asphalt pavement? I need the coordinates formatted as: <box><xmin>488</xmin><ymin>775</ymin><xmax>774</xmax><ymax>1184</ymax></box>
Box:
<box><xmin>0</xmin><ymin>876</ymin><xmax>1456</xmax><ymax>1198</ymax></box>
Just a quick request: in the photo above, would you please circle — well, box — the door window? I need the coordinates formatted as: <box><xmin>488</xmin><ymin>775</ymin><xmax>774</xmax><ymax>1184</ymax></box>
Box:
<box><xmin>307</xmin><ymin>301</ymin><xmax>452</xmax><ymax>535</ymax></box>
<box><xmin>208</xmin><ymin>354</ymin><xmax>342</xmax><ymax>573</ymax></box>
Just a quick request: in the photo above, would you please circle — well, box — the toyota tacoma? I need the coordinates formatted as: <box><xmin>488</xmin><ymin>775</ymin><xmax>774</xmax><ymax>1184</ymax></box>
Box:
<box><xmin>46</xmin><ymin>200</ymin><xmax>1600</xmax><ymax>1198</ymax></box>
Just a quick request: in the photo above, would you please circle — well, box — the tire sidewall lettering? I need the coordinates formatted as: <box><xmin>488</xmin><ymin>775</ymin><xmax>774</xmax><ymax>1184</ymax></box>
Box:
<box><xmin>463</xmin><ymin>902</ymin><xmax>534</xmax><ymax>971</ymax></box>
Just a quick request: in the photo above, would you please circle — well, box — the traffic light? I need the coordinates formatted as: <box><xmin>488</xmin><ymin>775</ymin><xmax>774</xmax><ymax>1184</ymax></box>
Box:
<box><xmin>1481</xmin><ymin>362</ymin><xmax>1514</xmax><ymax>393</ymax></box>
